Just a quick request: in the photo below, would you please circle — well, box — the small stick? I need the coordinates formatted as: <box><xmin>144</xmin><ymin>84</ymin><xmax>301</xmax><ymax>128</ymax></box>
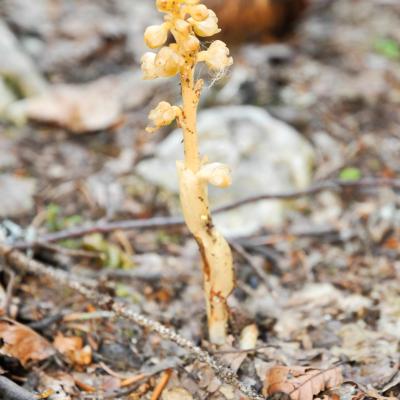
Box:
<box><xmin>120</xmin><ymin>373</ymin><xmax>148</xmax><ymax>388</ymax></box>
<box><xmin>230</xmin><ymin>242</ymin><xmax>273</xmax><ymax>291</ymax></box>
<box><xmin>9</xmin><ymin>177</ymin><xmax>399</xmax><ymax>250</ymax></box>
<box><xmin>2</xmin><ymin>267</ymin><xmax>16</xmax><ymax>316</ymax></box>
<box><xmin>34</xmin><ymin>242</ymin><xmax>101</xmax><ymax>259</ymax></box>
<box><xmin>74</xmin><ymin>378</ymin><xmax>96</xmax><ymax>393</ymax></box>
<box><xmin>0</xmin><ymin>376</ymin><xmax>35</xmax><ymax>400</ymax></box>
<box><xmin>150</xmin><ymin>369</ymin><xmax>173</xmax><ymax>400</ymax></box>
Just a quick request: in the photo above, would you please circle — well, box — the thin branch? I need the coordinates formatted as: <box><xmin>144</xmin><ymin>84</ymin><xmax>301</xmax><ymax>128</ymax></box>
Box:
<box><xmin>215</xmin><ymin>177</ymin><xmax>400</xmax><ymax>214</ymax></box>
<box><xmin>150</xmin><ymin>369</ymin><xmax>173</xmax><ymax>400</ymax></box>
<box><xmin>213</xmin><ymin>344</ymin><xmax>279</xmax><ymax>355</ymax></box>
<box><xmin>0</xmin><ymin>243</ymin><xmax>264</xmax><ymax>400</ymax></box>
<box><xmin>2</xmin><ymin>267</ymin><xmax>16</xmax><ymax>316</ymax></box>
<box><xmin>34</xmin><ymin>241</ymin><xmax>101</xmax><ymax>259</ymax></box>
<box><xmin>9</xmin><ymin>177</ymin><xmax>400</xmax><ymax>249</ymax></box>
<box><xmin>14</xmin><ymin>216</ymin><xmax>185</xmax><ymax>248</ymax></box>
<box><xmin>0</xmin><ymin>376</ymin><xmax>36</xmax><ymax>400</ymax></box>
<box><xmin>230</xmin><ymin>242</ymin><xmax>273</xmax><ymax>292</ymax></box>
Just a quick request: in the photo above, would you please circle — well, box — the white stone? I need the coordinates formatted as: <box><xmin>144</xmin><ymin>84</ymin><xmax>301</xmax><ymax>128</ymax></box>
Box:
<box><xmin>0</xmin><ymin>174</ymin><xmax>36</xmax><ymax>217</ymax></box>
<box><xmin>136</xmin><ymin>106</ymin><xmax>315</xmax><ymax>236</ymax></box>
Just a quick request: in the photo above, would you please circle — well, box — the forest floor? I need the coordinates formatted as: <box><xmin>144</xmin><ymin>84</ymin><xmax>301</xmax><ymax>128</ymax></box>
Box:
<box><xmin>0</xmin><ymin>0</ymin><xmax>399</xmax><ymax>399</ymax></box>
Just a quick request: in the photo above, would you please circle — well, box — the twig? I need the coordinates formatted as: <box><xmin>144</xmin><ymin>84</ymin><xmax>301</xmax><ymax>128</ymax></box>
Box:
<box><xmin>103</xmin><ymin>378</ymin><xmax>148</xmax><ymax>399</ymax></box>
<box><xmin>102</xmin><ymin>368</ymin><xmax>162</xmax><ymax>400</ymax></box>
<box><xmin>10</xmin><ymin>177</ymin><xmax>399</xmax><ymax>250</ymax></box>
<box><xmin>63</xmin><ymin>311</ymin><xmax>115</xmax><ymax>322</ymax></box>
<box><xmin>213</xmin><ymin>344</ymin><xmax>279</xmax><ymax>355</ymax></box>
<box><xmin>34</xmin><ymin>241</ymin><xmax>101</xmax><ymax>259</ymax></box>
<box><xmin>27</xmin><ymin>311</ymin><xmax>66</xmax><ymax>331</ymax></box>
<box><xmin>13</xmin><ymin>216</ymin><xmax>184</xmax><ymax>249</ymax></box>
<box><xmin>230</xmin><ymin>242</ymin><xmax>273</xmax><ymax>291</ymax></box>
<box><xmin>2</xmin><ymin>267</ymin><xmax>15</xmax><ymax>316</ymax></box>
<box><xmin>0</xmin><ymin>243</ymin><xmax>264</xmax><ymax>400</ymax></box>
<box><xmin>215</xmin><ymin>177</ymin><xmax>400</xmax><ymax>214</ymax></box>
<box><xmin>150</xmin><ymin>369</ymin><xmax>173</xmax><ymax>400</ymax></box>
<box><xmin>0</xmin><ymin>376</ymin><xmax>35</xmax><ymax>400</ymax></box>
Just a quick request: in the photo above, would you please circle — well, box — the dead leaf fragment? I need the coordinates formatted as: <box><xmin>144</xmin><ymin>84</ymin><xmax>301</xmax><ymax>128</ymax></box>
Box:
<box><xmin>162</xmin><ymin>387</ymin><xmax>193</xmax><ymax>400</ymax></box>
<box><xmin>263</xmin><ymin>365</ymin><xmax>343</xmax><ymax>400</ymax></box>
<box><xmin>0</xmin><ymin>318</ymin><xmax>55</xmax><ymax>366</ymax></box>
<box><xmin>54</xmin><ymin>333</ymin><xmax>92</xmax><ymax>366</ymax></box>
<box><xmin>25</xmin><ymin>77</ymin><xmax>122</xmax><ymax>133</ymax></box>
<box><xmin>38</xmin><ymin>372</ymin><xmax>76</xmax><ymax>400</ymax></box>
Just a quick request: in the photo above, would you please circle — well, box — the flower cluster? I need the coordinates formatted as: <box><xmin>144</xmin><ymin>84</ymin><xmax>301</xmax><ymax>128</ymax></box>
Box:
<box><xmin>198</xmin><ymin>162</ymin><xmax>232</xmax><ymax>188</ymax></box>
<box><xmin>141</xmin><ymin>0</ymin><xmax>233</xmax><ymax>83</ymax></box>
<box><xmin>146</xmin><ymin>101</ymin><xmax>181</xmax><ymax>133</ymax></box>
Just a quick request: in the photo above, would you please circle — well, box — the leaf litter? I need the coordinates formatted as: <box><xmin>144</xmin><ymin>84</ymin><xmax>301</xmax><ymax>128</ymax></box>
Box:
<box><xmin>0</xmin><ymin>318</ymin><xmax>55</xmax><ymax>367</ymax></box>
<box><xmin>0</xmin><ymin>0</ymin><xmax>400</xmax><ymax>399</ymax></box>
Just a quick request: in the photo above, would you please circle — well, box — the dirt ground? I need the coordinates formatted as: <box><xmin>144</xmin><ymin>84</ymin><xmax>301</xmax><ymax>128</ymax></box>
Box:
<box><xmin>0</xmin><ymin>0</ymin><xmax>399</xmax><ymax>399</ymax></box>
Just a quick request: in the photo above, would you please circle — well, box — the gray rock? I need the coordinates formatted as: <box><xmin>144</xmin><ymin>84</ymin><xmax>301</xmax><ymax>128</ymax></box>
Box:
<box><xmin>0</xmin><ymin>20</ymin><xmax>47</xmax><ymax>99</ymax></box>
<box><xmin>0</xmin><ymin>138</ymin><xmax>18</xmax><ymax>170</ymax></box>
<box><xmin>117</xmin><ymin>0</ymin><xmax>161</xmax><ymax>60</ymax></box>
<box><xmin>0</xmin><ymin>174</ymin><xmax>36</xmax><ymax>217</ymax></box>
<box><xmin>136</xmin><ymin>106</ymin><xmax>315</xmax><ymax>236</ymax></box>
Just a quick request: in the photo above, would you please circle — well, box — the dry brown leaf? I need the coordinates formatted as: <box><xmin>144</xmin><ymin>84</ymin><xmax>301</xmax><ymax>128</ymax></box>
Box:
<box><xmin>263</xmin><ymin>365</ymin><xmax>343</xmax><ymax>400</ymax></box>
<box><xmin>54</xmin><ymin>333</ymin><xmax>92</xmax><ymax>366</ymax></box>
<box><xmin>25</xmin><ymin>77</ymin><xmax>122</xmax><ymax>133</ymax></box>
<box><xmin>0</xmin><ymin>318</ymin><xmax>55</xmax><ymax>366</ymax></box>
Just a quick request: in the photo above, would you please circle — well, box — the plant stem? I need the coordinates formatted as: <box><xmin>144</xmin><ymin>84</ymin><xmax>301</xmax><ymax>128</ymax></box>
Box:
<box><xmin>178</xmin><ymin>65</ymin><xmax>234</xmax><ymax>345</ymax></box>
<box><xmin>180</xmin><ymin>68</ymin><xmax>201</xmax><ymax>173</ymax></box>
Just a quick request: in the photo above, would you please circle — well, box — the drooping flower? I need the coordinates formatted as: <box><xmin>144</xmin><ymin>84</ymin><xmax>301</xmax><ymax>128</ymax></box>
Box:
<box><xmin>198</xmin><ymin>162</ymin><xmax>232</xmax><ymax>188</ymax></box>
<box><xmin>197</xmin><ymin>40</ymin><xmax>233</xmax><ymax>70</ymax></box>
<box><xmin>147</xmin><ymin>101</ymin><xmax>181</xmax><ymax>132</ymax></box>
<box><xmin>180</xmin><ymin>34</ymin><xmax>200</xmax><ymax>53</ymax></box>
<box><xmin>189</xmin><ymin>9</ymin><xmax>220</xmax><ymax>37</ymax></box>
<box><xmin>144</xmin><ymin>23</ymin><xmax>170</xmax><ymax>49</ymax></box>
<box><xmin>155</xmin><ymin>46</ymin><xmax>184</xmax><ymax>77</ymax></box>
<box><xmin>189</xmin><ymin>4</ymin><xmax>209</xmax><ymax>21</ymax></box>
<box><xmin>141</xmin><ymin>52</ymin><xmax>158</xmax><ymax>80</ymax></box>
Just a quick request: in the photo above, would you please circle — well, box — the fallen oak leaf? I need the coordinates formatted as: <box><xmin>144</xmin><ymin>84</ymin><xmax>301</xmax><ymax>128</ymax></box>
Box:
<box><xmin>263</xmin><ymin>365</ymin><xmax>343</xmax><ymax>400</ymax></box>
<box><xmin>24</xmin><ymin>77</ymin><xmax>122</xmax><ymax>134</ymax></box>
<box><xmin>0</xmin><ymin>318</ymin><xmax>55</xmax><ymax>367</ymax></box>
<box><xmin>53</xmin><ymin>333</ymin><xmax>92</xmax><ymax>366</ymax></box>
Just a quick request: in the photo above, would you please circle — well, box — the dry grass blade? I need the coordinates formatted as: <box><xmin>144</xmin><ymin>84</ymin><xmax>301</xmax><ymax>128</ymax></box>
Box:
<box><xmin>263</xmin><ymin>365</ymin><xmax>343</xmax><ymax>400</ymax></box>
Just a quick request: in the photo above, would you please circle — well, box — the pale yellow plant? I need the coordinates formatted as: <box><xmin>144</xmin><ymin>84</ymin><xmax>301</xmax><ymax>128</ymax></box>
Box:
<box><xmin>141</xmin><ymin>0</ymin><xmax>234</xmax><ymax>344</ymax></box>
